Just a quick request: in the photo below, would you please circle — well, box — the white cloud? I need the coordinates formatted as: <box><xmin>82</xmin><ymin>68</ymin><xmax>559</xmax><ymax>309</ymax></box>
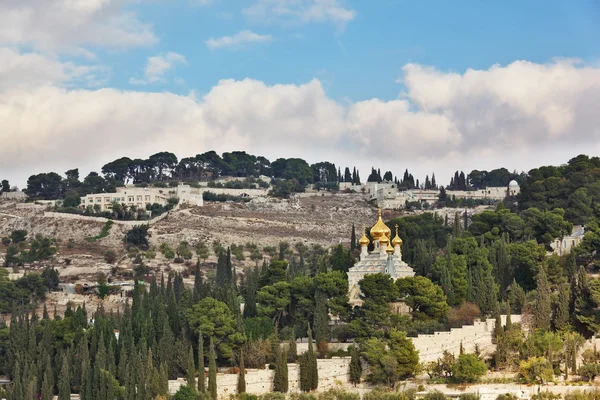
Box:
<box><xmin>0</xmin><ymin>48</ymin><xmax>110</xmax><ymax>90</ymax></box>
<box><xmin>129</xmin><ymin>52</ymin><xmax>187</xmax><ymax>85</ymax></box>
<box><xmin>205</xmin><ymin>31</ymin><xmax>273</xmax><ymax>50</ymax></box>
<box><xmin>243</xmin><ymin>0</ymin><xmax>356</xmax><ymax>29</ymax></box>
<box><xmin>2</xmin><ymin>59</ymin><xmax>600</xmax><ymax>187</ymax></box>
<box><xmin>0</xmin><ymin>0</ymin><xmax>157</xmax><ymax>55</ymax></box>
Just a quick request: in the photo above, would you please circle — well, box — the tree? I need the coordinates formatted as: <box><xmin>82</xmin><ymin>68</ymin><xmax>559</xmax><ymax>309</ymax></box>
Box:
<box><xmin>452</xmin><ymin>354</ymin><xmax>487</xmax><ymax>383</ymax></box>
<box><xmin>58</xmin><ymin>354</ymin><xmax>71</xmax><ymax>400</ymax></box>
<box><xmin>299</xmin><ymin>327</ymin><xmax>318</xmax><ymax>392</ymax></box>
<box><xmin>173</xmin><ymin>385</ymin><xmax>199</xmax><ymax>400</ymax></box>
<box><xmin>237</xmin><ymin>348</ymin><xmax>246</xmax><ymax>394</ymax></box>
<box><xmin>187</xmin><ymin>297</ymin><xmax>245</xmax><ymax>360</ymax></box>
<box><xmin>257</xmin><ymin>281</ymin><xmax>291</xmax><ymax>326</ymax></box>
<box><xmin>396</xmin><ymin>276</ymin><xmax>449</xmax><ymax>321</ymax></box>
<box><xmin>198</xmin><ymin>330</ymin><xmax>206</xmax><ymax>393</ymax></box>
<box><xmin>10</xmin><ymin>230</ymin><xmax>27</xmax><ymax>244</ymax></box>
<box><xmin>361</xmin><ymin>330</ymin><xmax>418</xmax><ymax>386</ymax></box>
<box><xmin>273</xmin><ymin>347</ymin><xmax>288</xmax><ymax>393</ymax></box>
<box><xmin>124</xmin><ymin>224</ymin><xmax>150</xmax><ymax>249</ymax></box>
<box><xmin>533</xmin><ymin>267</ymin><xmax>552</xmax><ymax>331</ymax></box>
<box><xmin>350</xmin><ymin>224</ymin><xmax>357</xmax><ymax>251</ymax></box>
<box><xmin>519</xmin><ymin>357</ymin><xmax>553</xmax><ymax>384</ymax></box>
<box><xmin>349</xmin><ymin>345</ymin><xmax>362</xmax><ymax>385</ymax></box>
<box><xmin>196</xmin><ymin>242</ymin><xmax>210</xmax><ymax>263</ymax></box>
<box><xmin>208</xmin><ymin>337</ymin><xmax>217</xmax><ymax>400</ymax></box>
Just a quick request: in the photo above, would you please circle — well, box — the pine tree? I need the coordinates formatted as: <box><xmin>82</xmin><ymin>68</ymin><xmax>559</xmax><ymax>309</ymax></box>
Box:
<box><xmin>349</xmin><ymin>346</ymin><xmax>362</xmax><ymax>386</ymax></box>
<box><xmin>208</xmin><ymin>337</ymin><xmax>217</xmax><ymax>400</ymax></box>
<box><xmin>237</xmin><ymin>348</ymin><xmax>246</xmax><ymax>394</ymax></box>
<box><xmin>58</xmin><ymin>354</ymin><xmax>71</xmax><ymax>400</ymax></box>
<box><xmin>350</xmin><ymin>224</ymin><xmax>356</xmax><ymax>251</ymax></box>
<box><xmin>197</xmin><ymin>331</ymin><xmax>206</xmax><ymax>393</ymax></box>
<box><xmin>533</xmin><ymin>266</ymin><xmax>552</xmax><ymax>331</ymax></box>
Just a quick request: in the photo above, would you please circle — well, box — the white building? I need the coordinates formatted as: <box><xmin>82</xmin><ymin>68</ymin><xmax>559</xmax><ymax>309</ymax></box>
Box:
<box><xmin>83</xmin><ymin>183</ymin><xmax>203</xmax><ymax>212</ymax></box>
<box><xmin>347</xmin><ymin>209</ymin><xmax>415</xmax><ymax>309</ymax></box>
<box><xmin>550</xmin><ymin>225</ymin><xmax>585</xmax><ymax>256</ymax></box>
<box><xmin>376</xmin><ymin>180</ymin><xmax>521</xmax><ymax>209</ymax></box>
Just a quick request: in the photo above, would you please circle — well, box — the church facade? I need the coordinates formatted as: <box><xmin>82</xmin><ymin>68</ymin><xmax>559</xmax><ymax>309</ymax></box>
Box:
<box><xmin>347</xmin><ymin>209</ymin><xmax>415</xmax><ymax>308</ymax></box>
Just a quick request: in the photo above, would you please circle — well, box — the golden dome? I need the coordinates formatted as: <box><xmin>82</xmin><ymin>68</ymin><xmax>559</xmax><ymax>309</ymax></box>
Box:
<box><xmin>386</xmin><ymin>242</ymin><xmax>395</xmax><ymax>254</ymax></box>
<box><xmin>392</xmin><ymin>224</ymin><xmax>403</xmax><ymax>247</ymax></box>
<box><xmin>379</xmin><ymin>233</ymin><xmax>390</xmax><ymax>245</ymax></box>
<box><xmin>359</xmin><ymin>226</ymin><xmax>370</xmax><ymax>246</ymax></box>
<box><xmin>370</xmin><ymin>207</ymin><xmax>391</xmax><ymax>240</ymax></box>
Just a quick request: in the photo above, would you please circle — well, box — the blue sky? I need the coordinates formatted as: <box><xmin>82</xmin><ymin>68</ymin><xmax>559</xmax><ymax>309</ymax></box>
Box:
<box><xmin>1</xmin><ymin>0</ymin><xmax>600</xmax><ymax>187</ymax></box>
<box><xmin>108</xmin><ymin>0</ymin><xmax>600</xmax><ymax>101</ymax></box>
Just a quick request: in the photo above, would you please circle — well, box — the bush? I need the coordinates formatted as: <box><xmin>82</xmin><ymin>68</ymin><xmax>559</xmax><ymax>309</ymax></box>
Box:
<box><xmin>317</xmin><ymin>389</ymin><xmax>360</xmax><ymax>400</ymax></box>
<box><xmin>290</xmin><ymin>394</ymin><xmax>316</xmax><ymax>400</ymax></box>
<box><xmin>531</xmin><ymin>392</ymin><xmax>561</xmax><ymax>400</ymax></box>
<box><xmin>423</xmin><ymin>391</ymin><xmax>448</xmax><ymax>400</ymax></box>
<box><xmin>459</xmin><ymin>394</ymin><xmax>480</xmax><ymax>400</ymax></box>
<box><xmin>1</xmin><ymin>237</ymin><xmax>10</xmax><ymax>246</ymax></box>
<box><xmin>363</xmin><ymin>388</ymin><xmax>416</xmax><ymax>400</ymax></box>
<box><xmin>496</xmin><ymin>395</ymin><xmax>518</xmax><ymax>400</ymax></box>
<box><xmin>103</xmin><ymin>250</ymin><xmax>117</xmax><ymax>264</ymax></box>
<box><xmin>452</xmin><ymin>354</ymin><xmax>487</xmax><ymax>383</ymax></box>
<box><xmin>10</xmin><ymin>230</ymin><xmax>27</xmax><ymax>244</ymax></box>
<box><xmin>259</xmin><ymin>393</ymin><xmax>285</xmax><ymax>400</ymax></box>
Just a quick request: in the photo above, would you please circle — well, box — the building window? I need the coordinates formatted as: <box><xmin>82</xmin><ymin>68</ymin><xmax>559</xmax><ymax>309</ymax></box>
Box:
<box><xmin>128</xmin><ymin>197</ymin><xmax>134</xmax><ymax>202</ymax></box>
<box><xmin>105</xmin><ymin>197</ymin><xmax>110</xmax><ymax>202</ymax></box>
<box><xmin>145</xmin><ymin>195</ymin><xmax>150</xmax><ymax>201</ymax></box>
<box><xmin>137</xmin><ymin>196</ymin><xmax>142</xmax><ymax>201</ymax></box>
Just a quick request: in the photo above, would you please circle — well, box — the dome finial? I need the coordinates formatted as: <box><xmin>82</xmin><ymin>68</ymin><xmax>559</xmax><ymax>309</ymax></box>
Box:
<box><xmin>392</xmin><ymin>223</ymin><xmax>403</xmax><ymax>247</ymax></box>
<box><xmin>359</xmin><ymin>225</ymin><xmax>369</xmax><ymax>246</ymax></box>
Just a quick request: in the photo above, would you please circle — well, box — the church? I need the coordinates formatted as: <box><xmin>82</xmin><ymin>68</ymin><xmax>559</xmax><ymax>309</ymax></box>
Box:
<box><xmin>347</xmin><ymin>209</ymin><xmax>415</xmax><ymax>308</ymax></box>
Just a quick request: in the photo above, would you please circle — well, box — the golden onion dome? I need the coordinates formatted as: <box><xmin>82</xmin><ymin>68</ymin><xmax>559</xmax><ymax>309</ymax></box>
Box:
<box><xmin>392</xmin><ymin>224</ymin><xmax>403</xmax><ymax>247</ymax></box>
<box><xmin>359</xmin><ymin>226</ymin><xmax>370</xmax><ymax>246</ymax></box>
<box><xmin>379</xmin><ymin>233</ymin><xmax>390</xmax><ymax>245</ymax></box>
<box><xmin>386</xmin><ymin>242</ymin><xmax>395</xmax><ymax>254</ymax></box>
<box><xmin>370</xmin><ymin>207</ymin><xmax>391</xmax><ymax>240</ymax></box>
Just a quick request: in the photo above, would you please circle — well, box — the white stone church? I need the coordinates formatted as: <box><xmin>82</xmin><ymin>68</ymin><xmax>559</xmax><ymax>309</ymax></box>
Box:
<box><xmin>347</xmin><ymin>209</ymin><xmax>415</xmax><ymax>308</ymax></box>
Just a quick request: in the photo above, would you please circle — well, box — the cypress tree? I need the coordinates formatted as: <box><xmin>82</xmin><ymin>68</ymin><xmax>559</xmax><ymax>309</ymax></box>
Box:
<box><xmin>237</xmin><ymin>348</ymin><xmax>246</xmax><ymax>394</ymax></box>
<box><xmin>58</xmin><ymin>354</ymin><xmax>71</xmax><ymax>400</ymax></box>
<box><xmin>40</xmin><ymin>356</ymin><xmax>54</xmax><ymax>400</ymax></box>
<box><xmin>198</xmin><ymin>331</ymin><xmax>206</xmax><ymax>393</ymax></box>
<box><xmin>350</xmin><ymin>224</ymin><xmax>357</xmax><ymax>251</ymax></box>
<box><xmin>349</xmin><ymin>346</ymin><xmax>361</xmax><ymax>386</ymax></box>
<box><xmin>505</xmin><ymin>301</ymin><xmax>512</xmax><ymax>331</ymax></box>
<box><xmin>303</xmin><ymin>326</ymin><xmax>318</xmax><ymax>391</ymax></box>
<box><xmin>553</xmin><ymin>283</ymin><xmax>570</xmax><ymax>331</ymax></box>
<box><xmin>216</xmin><ymin>252</ymin><xmax>227</xmax><ymax>286</ymax></box>
<box><xmin>287</xmin><ymin>330</ymin><xmax>297</xmax><ymax>363</ymax></box>
<box><xmin>533</xmin><ymin>266</ymin><xmax>552</xmax><ymax>331</ymax></box>
<box><xmin>11</xmin><ymin>359</ymin><xmax>22</xmax><ymax>400</ymax></box>
<box><xmin>208</xmin><ymin>336</ymin><xmax>217</xmax><ymax>400</ymax></box>
<box><xmin>313</xmin><ymin>290</ymin><xmax>329</xmax><ymax>345</ymax></box>
<box><xmin>186</xmin><ymin>345</ymin><xmax>195</xmax><ymax>387</ymax></box>
<box><xmin>160</xmin><ymin>362</ymin><xmax>169</xmax><ymax>397</ymax></box>
<box><xmin>273</xmin><ymin>346</ymin><xmax>288</xmax><ymax>393</ymax></box>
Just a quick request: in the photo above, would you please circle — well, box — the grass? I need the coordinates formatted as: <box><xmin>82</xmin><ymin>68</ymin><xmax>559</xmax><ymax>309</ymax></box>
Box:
<box><xmin>86</xmin><ymin>220</ymin><xmax>114</xmax><ymax>242</ymax></box>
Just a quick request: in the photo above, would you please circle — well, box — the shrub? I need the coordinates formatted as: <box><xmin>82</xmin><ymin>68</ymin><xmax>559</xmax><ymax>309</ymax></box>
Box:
<box><xmin>531</xmin><ymin>392</ymin><xmax>561</xmax><ymax>400</ymax></box>
<box><xmin>104</xmin><ymin>250</ymin><xmax>117</xmax><ymax>264</ymax></box>
<box><xmin>258</xmin><ymin>393</ymin><xmax>285</xmax><ymax>400</ymax></box>
<box><xmin>496</xmin><ymin>395</ymin><xmax>518</xmax><ymax>400</ymax></box>
<box><xmin>452</xmin><ymin>354</ymin><xmax>487</xmax><ymax>383</ymax></box>
<box><xmin>1</xmin><ymin>237</ymin><xmax>10</xmax><ymax>246</ymax></box>
<box><xmin>459</xmin><ymin>394</ymin><xmax>481</xmax><ymax>400</ymax></box>
<box><xmin>363</xmin><ymin>388</ymin><xmax>416</xmax><ymax>400</ymax></box>
<box><xmin>423</xmin><ymin>391</ymin><xmax>448</xmax><ymax>400</ymax></box>
<box><xmin>317</xmin><ymin>389</ymin><xmax>360</xmax><ymax>400</ymax></box>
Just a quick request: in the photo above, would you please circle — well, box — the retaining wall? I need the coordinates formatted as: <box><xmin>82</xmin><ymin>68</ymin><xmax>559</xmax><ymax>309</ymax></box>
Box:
<box><xmin>43</xmin><ymin>207</ymin><xmax>176</xmax><ymax>226</ymax></box>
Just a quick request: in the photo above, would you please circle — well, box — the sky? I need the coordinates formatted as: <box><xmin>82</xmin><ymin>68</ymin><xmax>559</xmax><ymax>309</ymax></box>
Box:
<box><xmin>1</xmin><ymin>0</ymin><xmax>600</xmax><ymax>188</ymax></box>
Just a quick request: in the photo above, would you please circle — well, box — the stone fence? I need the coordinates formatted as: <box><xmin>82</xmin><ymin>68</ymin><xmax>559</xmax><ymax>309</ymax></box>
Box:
<box><xmin>43</xmin><ymin>207</ymin><xmax>177</xmax><ymax>226</ymax></box>
<box><xmin>168</xmin><ymin>357</ymin><xmax>351</xmax><ymax>396</ymax></box>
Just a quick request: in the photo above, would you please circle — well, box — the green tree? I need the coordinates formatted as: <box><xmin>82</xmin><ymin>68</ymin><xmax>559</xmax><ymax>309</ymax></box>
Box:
<box><xmin>187</xmin><ymin>297</ymin><xmax>245</xmax><ymax>360</ymax></box>
<box><xmin>396</xmin><ymin>276</ymin><xmax>449</xmax><ymax>321</ymax></box>
<box><xmin>533</xmin><ymin>267</ymin><xmax>552</xmax><ymax>331</ymax></box>
<box><xmin>452</xmin><ymin>353</ymin><xmax>487</xmax><ymax>383</ymax></box>
<box><xmin>198</xmin><ymin>330</ymin><xmax>206</xmax><ymax>393</ymax></box>
<box><xmin>349</xmin><ymin>345</ymin><xmax>362</xmax><ymax>386</ymax></box>
<box><xmin>273</xmin><ymin>348</ymin><xmax>289</xmax><ymax>393</ymax></box>
<box><xmin>519</xmin><ymin>357</ymin><xmax>554</xmax><ymax>384</ymax></box>
<box><xmin>173</xmin><ymin>385</ymin><xmax>200</xmax><ymax>400</ymax></box>
<box><xmin>58</xmin><ymin>354</ymin><xmax>71</xmax><ymax>400</ymax></box>
<box><xmin>237</xmin><ymin>348</ymin><xmax>246</xmax><ymax>394</ymax></box>
<box><xmin>196</xmin><ymin>242</ymin><xmax>210</xmax><ymax>263</ymax></box>
<box><xmin>124</xmin><ymin>224</ymin><xmax>150</xmax><ymax>249</ymax></box>
<box><xmin>208</xmin><ymin>336</ymin><xmax>217</xmax><ymax>400</ymax></box>
<box><xmin>361</xmin><ymin>330</ymin><xmax>418</xmax><ymax>386</ymax></box>
<box><xmin>257</xmin><ymin>281</ymin><xmax>291</xmax><ymax>326</ymax></box>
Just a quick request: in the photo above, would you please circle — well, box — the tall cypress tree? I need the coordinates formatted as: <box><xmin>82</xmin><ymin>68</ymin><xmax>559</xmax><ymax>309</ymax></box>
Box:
<box><xmin>40</xmin><ymin>356</ymin><xmax>54</xmax><ymax>400</ymax></box>
<box><xmin>208</xmin><ymin>337</ymin><xmax>217</xmax><ymax>400</ymax></box>
<box><xmin>186</xmin><ymin>345</ymin><xmax>195</xmax><ymax>387</ymax></box>
<box><xmin>350</xmin><ymin>224</ymin><xmax>357</xmax><ymax>251</ymax></box>
<box><xmin>237</xmin><ymin>348</ymin><xmax>246</xmax><ymax>394</ymax></box>
<box><xmin>553</xmin><ymin>283</ymin><xmax>570</xmax><ymax>331</ymax></box>
<box><xmin>313</xmin><ymin>290</ymin><xmax>329</xmax><ymax>345</ymax></box>
<box><xmin>533</xmin><ymin>266</ymin><xmax>552</xmax><ymax>331</ymax></box>
<box><xmin>349</xmin><ymin>346</ymin><xmax>362</xmax><ymax>386</ymax></box>
<box><xmin>198</xmin><ymin>331</ymin><xmax>206</xmax><ymax>393</ymax></box>
<box><xmin>287</xmin><ymin>330</ymin><xmax>297</xmax><ymax>363</ymax></box>
<box><xmin>58</xmin><ymin>354</ymin><xmax>71</xmax><ymax>400</ymax></box>
<box><xmin>11</xmin><ymin>359</ymin><xmax>22</xmax><ymax>400</ymax></box>
<box><xmin>273</xmin><ymin>345</ymin><xmax>288</xmax><ymax>393</ymax></box>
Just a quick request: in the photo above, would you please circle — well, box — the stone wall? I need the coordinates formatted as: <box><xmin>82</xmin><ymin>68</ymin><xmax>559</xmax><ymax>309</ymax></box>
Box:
<box><xmin>168</xmin><ymin>358</ymin><xmax>352</xmax><ymax>396</ymax></box>
<box><xmin>43</xmin><ymin>207</ymin><xmax>176</xmax><ymax>226</ymax></box>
